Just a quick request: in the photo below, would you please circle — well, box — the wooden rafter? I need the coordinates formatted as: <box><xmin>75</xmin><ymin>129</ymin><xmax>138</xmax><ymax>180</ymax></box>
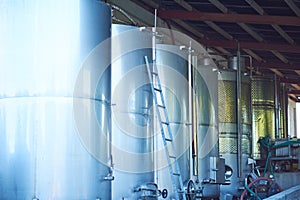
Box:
<box><xmin>285</xmin><ymin>0</ymin><xmax>300</xmax><ymax>17</ymax></box>
<box><xmin>245</xmin><ymin>0</ymin><xmax>295</xmax><ymax>44</ymax></box>
<box><xmin>197</xmin><ymin>39</ymin><xmax>300</xmax><ymax>53</ymax></box>
<box><xmin>174</xmin><ymin>0</ymin><xmax>234</xmax><ymax>40</ymax></box>
<box><xmin>157</xmin><ymin>10</ymin><xmax>300</xmax><ymax>26</ymax></box>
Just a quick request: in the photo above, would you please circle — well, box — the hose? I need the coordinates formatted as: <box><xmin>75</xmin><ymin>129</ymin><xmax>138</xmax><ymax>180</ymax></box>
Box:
<box><xmin>240</xmin><ymin>177</ymin><xmax>282</xmax><ymax>200</ymax></box>
<box><xmin>245</xmin><ymin>183</ymin><xmax>261</xmax><ymax>200</ymax></box>
<box><xmin>263</xmin><ymin>151</ymin><xmax>271</xmax><ymax>177</ymax></box>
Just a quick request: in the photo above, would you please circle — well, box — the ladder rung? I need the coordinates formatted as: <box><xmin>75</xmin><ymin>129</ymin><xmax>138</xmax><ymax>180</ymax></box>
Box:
<box><xmin>154</xmin><ymin>87</ymin><xmax>162</xmax><ymax>92</ymax></box>
<box><xmin>161</xmin><ymin>121</ymin><xmax>169</xmax><ymax>125</ymax></box>
<box><xmin>151</xmin><ymin>71</ymin><xmax>158</xmax><ymax>76</ymax></box>
<box><xmin>157</xmin><ymin>104</ymin><xmax>165</xmax><ymax>109</ymax></box>
<box><xmin>165</xmin><ymin>138</ymin><xmax>173</xmax><ymax>142</ymax></box>
<box><xmin>173</xmin><ymin>173</ymin><xmax>181</xmax><ymax>176</ymax></box>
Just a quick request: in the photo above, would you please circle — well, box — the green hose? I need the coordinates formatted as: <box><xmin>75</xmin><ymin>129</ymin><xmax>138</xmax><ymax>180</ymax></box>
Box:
<box><xmin>263</xmin><ymin>152</ymin><xmax>271</xmax><ymax>177</ymax></box>
<box><xmin>245</xmin><ymin>182</ymin><xmax>261</xmax><ymax>200</ymax></box>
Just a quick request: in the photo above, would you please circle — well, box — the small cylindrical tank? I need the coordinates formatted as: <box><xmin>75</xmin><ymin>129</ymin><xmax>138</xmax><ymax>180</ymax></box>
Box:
<box><xmin>111</xmin><ymin>24</ymin><xmax>155</xmax><ymax>199</ymax></box>
<box><xmin>251</xmin><ymin>76</ymin><xmax>276</xmax><ymax>158</ymax></box>
<box><xmin>252</xmin><ymin>76</ymin><xmax>288</xmax><ymax>158</ymax></box>
<box><xmin>194</xmin><ymin>60</ymin><xmax>220</xmax><ymax>198</ymax></box>
<box><xmin>279</xmin><ymin>83</ymin><xmax>288</xmax><ymax>138</ymax></box>
<box><xmin>155</xmin><ymin>44</ymin><xmax>191</xmax><ymax>199</ymax></box>
<box><xmin>218</xmin><ymin>58</ymin><xmax>252</xmax><ymax>198</ymax></box>
<box><xmin>0</xmin><ymin>1</ymin><xmax>111</xmax><ymax>199</ymax></box>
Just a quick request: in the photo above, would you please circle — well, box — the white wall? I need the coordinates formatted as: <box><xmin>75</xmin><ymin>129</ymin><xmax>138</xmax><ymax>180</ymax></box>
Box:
<box><xmin>297</xmin><ymin>102</ymin><xmax>300</xmax><ymax>138</ymax></box>
<box><xmin>288</xmin><ymin>98</ymin><xmax>297</xmax><ymax>137</ymax></box>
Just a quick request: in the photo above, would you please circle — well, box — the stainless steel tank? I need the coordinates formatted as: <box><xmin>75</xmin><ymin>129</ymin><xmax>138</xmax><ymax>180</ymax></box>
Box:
<box><xmin>0</xmin><ymin>1</ymin><xmax>111</xmax><ymax>199</ymax></box>
<box><xmin>218</xmin><ymin>67</ymin><xmax>252</xmax><ymax>198</ymax></box>
<box><xmin>155</xmin><ymin>44</ymin><xmax>191</xmax><ymax>199</ymax></box>
<box><xmin>193</xmin><ymin>63</ymin><xmax>220</xmax><ymax>198</ymax></box>
<box><xmin>279</xmin><ymin>83</ymin><xmax>288</xmax><ymax>138</ymax></box>
<box><xmin>111</xmin><ymin>24</ymin><xmax>156</xmax><ymax>199</ymax></box>
<box><xmin>251</xmin><ymin>76</ymin><xmax>275</xmax><ymax>158</ymax></box>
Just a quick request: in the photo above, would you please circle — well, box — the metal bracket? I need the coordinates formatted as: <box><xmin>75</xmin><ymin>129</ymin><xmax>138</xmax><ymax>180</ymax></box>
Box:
<box><xmin>133</xmin><ymin>182</ymin><xmax>161</xmax><ymax>198</ymax></box>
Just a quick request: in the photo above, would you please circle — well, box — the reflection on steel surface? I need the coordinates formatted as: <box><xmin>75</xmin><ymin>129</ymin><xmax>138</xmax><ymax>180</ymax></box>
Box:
<box><xmin>111</xmin><ymin>24</ymin><xmax>154</xmax><ymax>199</ymax></box>
<box><xmin>194</xmin><ymin>64</ymin><xmax>220</xmax><ymax>198</ymax></box>
<box><xmin>0</xmin><ymin>1</ymin><xmax>111</xmax><ymax>199</ymax></box>
<box><xmin>155</xmin><ymin>44</ymin><xmax>190</xmax><ymax>199</ymax></box>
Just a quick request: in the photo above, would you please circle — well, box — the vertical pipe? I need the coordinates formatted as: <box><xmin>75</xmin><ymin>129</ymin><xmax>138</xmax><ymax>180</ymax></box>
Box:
<box><xmin>244</xmin><ymin>55</ymin><xmax>254</xmax><ymax>157</ymax></box>
<box><xmin>192</xmin><ymin>56</ymin><xmax>198</xmax><ymax>177</ymax></box>
<box><xmin>280</xmin><ymin>83</ymin><xmax>288</xmax><ymax>138</ymax></box>
<box><xmin>282</xmin><ymin>83</ymin><xmax>288</xmax><ymax>138</ymax></box>
<box><xmin>274</xmin><ymin>74</ymin><xmax>280</xmax><ymax>138</ymax></box>
<box><xmin>152</xmin><ymin>9</ymin><xmax>158</xmax><ymax>185</ymax></box>
<box><xmin>152</xmin><ymin>9</ymin><xmax>157</xmax><ymax>62</ymax></box>
<box><xmin>237</xmin><ymin>48</ymin><xmax>242</xmax><ymax>178</ymax></box>
<box><xmin>188</xmin><ymin>42</ymin><xmax>194</xmax><ymax>179</ymax></box>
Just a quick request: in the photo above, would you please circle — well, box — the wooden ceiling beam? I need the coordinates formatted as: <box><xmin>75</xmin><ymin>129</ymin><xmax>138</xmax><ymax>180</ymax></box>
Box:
<box><xmin>289</xmin><ymin>90</ymin><xmax>300</xmax><ymax>94</ymax></box>
<box><xmin>252</xmin><ymin>61</ymin><xmax>300</xmax><ymax>71</ymax></box>
<box><xmin>197</xmin><ymin>38</ymin><xmax>300</xmax><ymax>53</ymax></box>
<box><xmin>285</xmin><ymin>0</ymin><xmax>300</xmax><ymax>17</ymax></box>
<box><xmin>157</xmin><ymin>10</ymin><xmax>300</xmax><ymax>26</ymax></box>
<box><xmin>209</xmin><ymin>0</ymin><xmax>265</xmax><ymax>42</ymax></box>
<box><xmin>271</xmin><ymin>69</ymin><xmax>285</xmax><ymax>77</ymax></box>
<box><xmin>174</xmin><ymin>0</ymin><xmax>193</xmax><ymax>11</ymax></box>
<box><xmin>208</xmin><ymin>0</ymin><xmax>228</xmax><ymax>13</ymax></box>
<box><xmin>243</xmin><ymin>49</ymin><xmax>264</xmax><ymax>62</ymax></box>
<box><xmin>270</xmin><ymin>50</ymin><xmax>289</xmax><ymax>64</ymax></box>
<box><xmin>245</xmin><ymin>0</ymin><xmax>295</xmax><ymax>44</ymax></box>
<box><xmin>174</xmin><ymin>0</ymin><xmax>234</xmax><ymax>40</ymax></box>
<box><xmin>291</xmin><ymin>84</ymin><xmax>300</xmax><ymax>90</ymax></box>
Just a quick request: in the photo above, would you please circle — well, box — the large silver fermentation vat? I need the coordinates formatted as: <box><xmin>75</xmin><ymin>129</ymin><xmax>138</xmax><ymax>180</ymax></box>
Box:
<box><xmin>111</xmin><ymin>24</ymin><xmax>155</xmax><ymax>199</ymax></box>
<box><xmin>194</xmin><ymin>62</ymin><xmax>220</xmax><ymax>198</ymax></box>
<box><xmin>218</xmin><ymin>64</ymin><xmax>252</xmax><ymax>199</ymax></box>
<box><xmin>155</xmin><ymin>44</ymin><xmax>191</xmax><ymax>199</ymax></box>
<box><xmin>0</xmin><ymin>1</ymin><xmax>111</xmax><ymax>199</ymax></box>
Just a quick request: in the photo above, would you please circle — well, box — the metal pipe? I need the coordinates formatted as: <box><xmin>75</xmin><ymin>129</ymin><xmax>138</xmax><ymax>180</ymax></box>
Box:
<box><xmin>188</xmin><ymin>42</ymin><xmax>194</xmax><ymax>180</ymax></box>
<box><xmin>282</xmin><ymin>83</ymin><xmax>288</xmax><ymax>138</ymax></box>
<box><xmin>242</xmin><ymin>55</ymin><xmax>253</xmax><ymax>157</ymax></box>
<box><xmin>274</xmin><ymin>74</ymin><xmax>280</xmax><ymax>138</ymax></box>
<box><xmin>110</xmin><ymin>4</ymin><xmax>137</xmax><ymax>26</ymax></box>
<box><xmin>237</xmin><ymin>45</ymin><xmax>243</xmax><ymax>178</ymax></box>
<box><xmin>192</xmin><ymin>55</ymin><xmax>199</xmax><ymax>177</ymax></box>
<box><xmin>152</xmin><ymin>9</ymin><xmax>157</xmax><ymax>62</ymax></box>
<box><xmin>241</xmin><ymin>55</ymin><xmax>253</xmax><ymax>76</ymax></box>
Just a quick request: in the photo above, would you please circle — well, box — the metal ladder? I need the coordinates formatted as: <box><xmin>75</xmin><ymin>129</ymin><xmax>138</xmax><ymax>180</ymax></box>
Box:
<box><xmin>145</xmin><ymin>56</ymin><xmax>186</xmax><ymax>200</ymax></box>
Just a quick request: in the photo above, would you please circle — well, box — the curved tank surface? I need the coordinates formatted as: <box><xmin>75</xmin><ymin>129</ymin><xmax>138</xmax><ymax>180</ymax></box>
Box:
<box><xmin>111</xmin><ymin>24</ymin><xmax>155</xmax><ymax>199</ymax></box>
<box><xmin>194</xmin><ymin>63</ymin><xmax>220</xmax><ymax>198</ymax></box>
<box><xmin>218</xmin><ymin>69</ymin><xmax>252</xmax><ymax>199</ymax></box>
<box><xmin>0</xmin><ymin>1</ymin><xmax>112</xmax><ymax>199</ymax></box>
<box><xmin>279</xmin><ymin>83</ymin><xmax>288</xmax><ymax>138</ymax></box>
<box><xmin>251</xmin><ymin>76</ymin><xmax>275</xmax><ymax>158</ymax></box>
<box><xmin>155</xmin><ymin>44</ymin><xmax>191</xmax><ymax>199</ymax></box>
